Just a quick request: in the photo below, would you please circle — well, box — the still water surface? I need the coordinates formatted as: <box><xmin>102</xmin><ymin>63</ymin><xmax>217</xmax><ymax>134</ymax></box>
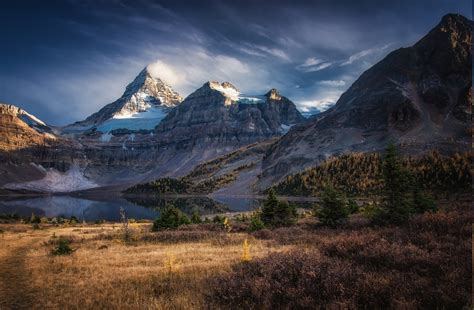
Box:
<box><xmin>0</xmin><ymin>194</ymin><xmax>312</xmax><ymax>222</ymax></box>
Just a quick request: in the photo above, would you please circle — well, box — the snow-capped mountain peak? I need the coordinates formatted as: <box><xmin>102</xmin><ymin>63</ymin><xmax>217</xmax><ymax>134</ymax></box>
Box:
<box><xmin>64</xmin><ymin>67</ymin><xmax>183</xmax><ymax>133</ymax></box>
<box><xmin>206</xmin><ymin>81</ymin><xmax>240</xmax><ymax>101</ymax></box>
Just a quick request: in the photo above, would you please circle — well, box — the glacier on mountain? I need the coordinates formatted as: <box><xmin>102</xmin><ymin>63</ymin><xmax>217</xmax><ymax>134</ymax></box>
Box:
<box><xmin>96</xmin><ymin>106</ymin><xmax>168</xmax><ymax>131</ymax></box>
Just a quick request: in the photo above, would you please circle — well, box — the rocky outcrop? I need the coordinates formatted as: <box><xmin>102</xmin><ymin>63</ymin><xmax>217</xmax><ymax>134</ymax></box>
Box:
<box><xmin>259</xmin><ymin>14</ymin><xmax>473</xmax><ymax>189</ymax></box>
<box><xmin>0</xmin><ymin>103</ymin><xmax>57</xmax><ymax>151</ymax></box>
<box><xmin>155</xmin><ymin>81</ymin><xmax>305</xmax><ymax>145</ymax></box>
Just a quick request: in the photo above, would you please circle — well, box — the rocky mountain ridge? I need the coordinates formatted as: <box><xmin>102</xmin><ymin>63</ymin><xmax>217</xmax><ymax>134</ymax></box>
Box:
<box><xmin>258</xmin><ymin>13</ymin><xmax>472</xmax><ymax>189</ymax></box>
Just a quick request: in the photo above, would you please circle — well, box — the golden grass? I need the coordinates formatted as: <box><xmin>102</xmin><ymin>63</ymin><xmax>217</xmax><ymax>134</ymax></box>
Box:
<box><xmin>0</xmin><ymin>223</ymin><xmax>293</xmax><ymax>309</ymax></box>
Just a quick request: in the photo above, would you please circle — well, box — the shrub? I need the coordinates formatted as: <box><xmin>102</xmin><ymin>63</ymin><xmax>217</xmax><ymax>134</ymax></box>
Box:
<box><xmin>248</xmin><ymin>212</ymin><xmax>265</xmax><ymax>231</ymax></box>
<box><xmin>51</xmin><ymin>239</ymin><xmax>74</xmax><ymax>256</ymax></box>
<box><xmin>348</xmin><ymin>198</ymin><xmax>359</xmax><ymax>214</ymax></box>
<box><xmin>152</xmin><ymin>206</ymin><xmax>190</xmax><ymax>231</ymax></box>
<box><xmin>30</xmin><ymin>213</ymin><xmax>41</xmax><ymax>224</ymax></box>
<box><xmin>212</xmin><ymin>215</ymin><xmax>225</xmax><ymax>224</ymax></box>
<box><xmin>316</xmin><ymin>186</ymin><xmax>349</xmax><ymax>227</ymax></box>
<box><xmin>191</xmin><ymin>211</ymin><xmax>202</xmax><ymax>224</ymax></box>
<box><xmin>69</xmin><ymin>216</ymin><xmax>78</xmax><ymax>225</ymax></box>
<box><xmin>413</xmin><ymin>189</ymin><xmax>437</xmax><ymax>214</ymax></box>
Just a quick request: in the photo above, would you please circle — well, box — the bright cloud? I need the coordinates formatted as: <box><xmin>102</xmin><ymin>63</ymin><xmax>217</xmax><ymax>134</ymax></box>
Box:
<box><xmin>300</xmin><ymin>57</ymin><xmax>323</xmax><ymax>67</ymax></box>
<box><xmin>299</xmin><ymin>62</ymin><xmax>333</xmax><ymax>72</ymax></box>
<box><xmin>340</xmin><ymin>44</ymin><xmax>391</xmax><ymax>66</ymax></box>
<box><xmin>147</xmin><ymin>60</ymin><xmax>183</xmax><ymax>86</ymax></box>
<box><xmin>143</xmin><ymin>47</ymin><xmax>266</xmax><ymax>97</ymax></box>
<box><xmin>236</xmin><ymin>43</ymin><xmax>290</xmax><ymax>61</ymax></box>
<box><xmin>317</xmin><ymin>80</ymin><xmax>346</xmax><ymax>86</ymax></box>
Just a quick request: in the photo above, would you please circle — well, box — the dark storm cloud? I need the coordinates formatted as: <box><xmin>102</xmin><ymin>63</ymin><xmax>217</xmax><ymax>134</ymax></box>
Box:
<box><xmin>0</xmin><ymin>0</ymin><xmax>471</xmax><ymax>125</ymax></box>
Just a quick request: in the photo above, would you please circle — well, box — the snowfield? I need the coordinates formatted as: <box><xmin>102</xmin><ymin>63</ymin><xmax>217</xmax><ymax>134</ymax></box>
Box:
<box><xmin>96</xmin><ymin>106</ymin><xmax>168</xmax><ymax>132</ymax></box>
<box><xmin>4</xmin><ymin>165</ymin><xmax>98</xmax><ymax>192</ymax></box>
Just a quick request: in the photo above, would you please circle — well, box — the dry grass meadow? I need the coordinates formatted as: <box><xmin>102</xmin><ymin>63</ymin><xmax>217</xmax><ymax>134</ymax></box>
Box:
<box><xmin>0</xmin><ymin>198</ymin><xmax>471</xmax><ymax>309</ymax></box>
<box><xmin>0</xmin><ymin>221</ymin><xmax>294</xmax><ymax>309</ymax></box>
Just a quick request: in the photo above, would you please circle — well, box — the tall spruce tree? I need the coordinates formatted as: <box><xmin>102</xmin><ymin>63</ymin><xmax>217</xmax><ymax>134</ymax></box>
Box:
<box><xmin>261</xmin><ymin>189</ymin><xmax>278</xmax><ymax>225</ymax></box>
<box><xmin>376</xmin><ymin>144</ymin><xmax>414</xmax><ymax>224</ymax></box>
<box><xmin>317</xmin><ymin>186</ymin><xmax>349</xmax><ymax>227</ymax></box>
<box><xmin>261</xmin><ymin>189</ymin><xmax>297</xmax><ymax>227</ymax></box>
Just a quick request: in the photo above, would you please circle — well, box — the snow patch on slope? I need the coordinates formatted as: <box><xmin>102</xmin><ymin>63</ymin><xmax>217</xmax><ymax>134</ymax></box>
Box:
<box><xmin>3</xmin><ymin>165</ymin><xmax>98</xmax><ymax>193</ymax></box>
<box><xmin>96</xmin><ymin>106</ymin><xmax>168</xmax><ymax>132</ymax></box>
<box><xmin>280</xmin><ymin>124</ymin><xmax>294</xmax><ymax>134</ymax></box>
<box><xmin>238</xmin><ymin>95</ymin><xmax>265</xmax><ymax>104</ymax></box>
<box><xmin>209</xmin><ymin>82</ymin><xmax>240</xmax><ymax>100</ymax></box>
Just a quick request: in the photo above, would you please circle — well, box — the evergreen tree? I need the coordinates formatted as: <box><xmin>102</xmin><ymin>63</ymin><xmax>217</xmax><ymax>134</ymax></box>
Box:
<box><xmin>317</xmin><ymin>186</ymin><xmax>349</xmax><ymax>227</ymax></box>
<box><xmin>273</xmin><ymin>201</ymin><xmax>298</xmax><ymax>226</ymax></box>
<box><xmin>152</xmin><ymin>206</ymin><xmax>190</xmax><ymax>231</ymax></box>
<box><xmin>261</xmin><ymin>189</ymin><xmax>278</xmax><ymax>225</ymax></box>
<box><xmin>191</xmin><ymin>211</ymin><xmax>202</xmax><ymax>224</ymax></box>
<box><xmin>249</xmin><ymin>212</ymin><xmax>265</xmax><ymax>231</ymax></box>
<box><xmin>413</xmin><ymin>185</ymin><xmax>437</xmax><ymax>213</ymax></box>
<box><xmin>261</xmin><ymin>189</ymin><xmax>297</xmax><ymax>227</ymax></box>
<box><xmin>375</xmin><ymin>144</ymin><xmax>414</xmax><ymax>225</ymax></box>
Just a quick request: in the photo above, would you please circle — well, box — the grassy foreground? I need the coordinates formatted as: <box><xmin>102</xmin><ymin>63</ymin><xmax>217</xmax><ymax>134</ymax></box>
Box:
<box><xmin>0</xmin><ymin>199</ymin><xmax>471</xmax><ymax>309</ymax></box>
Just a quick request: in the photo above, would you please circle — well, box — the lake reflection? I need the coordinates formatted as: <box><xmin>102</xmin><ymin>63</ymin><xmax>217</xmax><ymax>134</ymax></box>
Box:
<box><xmin>0</xmin><ymin>194</ymin><xmax>312</xmax><ymax>222</ymax></box>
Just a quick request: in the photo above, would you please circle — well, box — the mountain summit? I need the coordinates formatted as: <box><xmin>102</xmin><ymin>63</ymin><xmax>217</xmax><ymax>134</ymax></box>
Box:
<box><xmin>64</xmin><ymin>67</ymin><xmax>182</xmax><ymax>133</ymax></box>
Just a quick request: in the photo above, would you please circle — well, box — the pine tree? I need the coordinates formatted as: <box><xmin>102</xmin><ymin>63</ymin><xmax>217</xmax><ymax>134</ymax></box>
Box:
<box><xmin>191</xmin><ymin>211</ymin><xmax>202</xmax><ymax>224</ymax></box>
<box><xmin>261</xmin><ymin>189</ymin><xmax>297</xmax><ymax>227</ymax></box>
<box><xmin>261</xmin><ymin>189</ymin><xmax>278</xmax><ymax>225</ymax></box>
<box><xmin>316</xmin><ymin>186</ymin><xmax>349</xmax><ymax>227</ymax></box>
<box><xmin>152</xmin><ymin>206</ymin><xmax>190</xmax><ymax>231</ymax></box>
<box><xmin>375</xmin><ymin>144</ymin><xmax>414</xmax><ymax>225</ymax></box>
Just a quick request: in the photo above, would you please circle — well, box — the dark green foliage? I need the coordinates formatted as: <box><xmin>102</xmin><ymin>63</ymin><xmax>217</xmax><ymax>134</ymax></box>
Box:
<box><xmin>191</xmin><ymin>211</ymin><xmax>202</xmax><ymax>224</ymax></box>
<box><xmin>273</xmin><ymin>151</ymin><xmax>471</xmax><ymax>196</ymax></box>
<box><xmin>261</xmin><ymin>189</ymin><xmax>278</xmax><ymax>224</ymax></box>
<box><xmin>347</xmin><ymin>198</ymin><xmax>359</xmax><ymax>214</ymax></box>
<box><xmin>261</xmin><ymin>189</ymin><xmax>297</xmax><ymax>227</ymax></box>
<box><xmin>413</xmin><ymin>188</ymin><xmax>437</xmax><ymax>214</ymax></box>
<box><xmin>30</xmin><ymin>213</ymin><xmax>41</xmax><ymax>224</ymax></box>
<box><xmin>374</xmin><ymin>144</ymin><xmax>437</xmax><ymax>225</ymax></box>
<box><xmin>374</xmin><ymin>144</ymin><xmax>415</xmax><ymax>225</ymax></box>
<box><xmin>212</xmin><ymin>215</ymin><xmax>225</xmax><ymax>224</ymax></box>
<box><xmin>124</xmin><ymin>173</ymin><xmax>237</xmax><ymax>195</ymax></box>
<box><xmin>51</xmin><ymin>239</ymin><xmax>74</xmax><ymax>256</ymax></box>
<box><xmin>316</xmin><ymin>186</ymin><xmax>349</xmax><ymax>227</ymax></box>
<box><xmin>249</xmin><ymin>213</ymin><xmax>265</xmax><ymax>231</ymax></box>
<box><xmin>152</xmin><ymin>206</ymin><xmax>190</xmax><ymax>231</ymax></box>
<box><xmin>125</xmin><ymin>177</ymin><xmax>192</xmax><ymax>194</ymax></box>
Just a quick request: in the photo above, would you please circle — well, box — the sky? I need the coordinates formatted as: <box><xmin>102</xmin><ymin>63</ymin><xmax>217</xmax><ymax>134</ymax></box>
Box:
<box><xmin>0</xmin><ymin>0</ymin><xmax>471</xmax><ymax>125</ymax></box>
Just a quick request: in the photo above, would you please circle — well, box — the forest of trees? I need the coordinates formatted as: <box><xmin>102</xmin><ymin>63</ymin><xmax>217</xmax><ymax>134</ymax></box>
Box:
<box><xmin>273</xmin><ymin>151</ymin><xmax>471</xmax><ymax>197</ymax></box>
<box><xmin>124</xmin><ymin>172</ymin><xmax>238</xmax><ymax>194</ymax></box>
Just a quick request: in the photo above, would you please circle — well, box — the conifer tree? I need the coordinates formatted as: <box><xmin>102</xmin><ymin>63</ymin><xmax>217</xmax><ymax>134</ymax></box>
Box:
<box><xmin>316</xmin><ymin>186</ymin><xmax>349</xmax><ymax>227</ymax></box>
<box><xmin>375</xmin><ymin>144</ymin><xmax>414</xmax><ymax>224</ymax></box>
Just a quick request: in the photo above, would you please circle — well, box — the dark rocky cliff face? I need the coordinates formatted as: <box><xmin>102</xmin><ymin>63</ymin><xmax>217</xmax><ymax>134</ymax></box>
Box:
<box><xmin>155</xmin><ymin>82</ymin><xmax>305</xmax><ymax>147</ymax></box>
<box><xmin>259</xmin><ymin>14</ymin><xmax>472</xmax><ymax>189</ymax></box>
